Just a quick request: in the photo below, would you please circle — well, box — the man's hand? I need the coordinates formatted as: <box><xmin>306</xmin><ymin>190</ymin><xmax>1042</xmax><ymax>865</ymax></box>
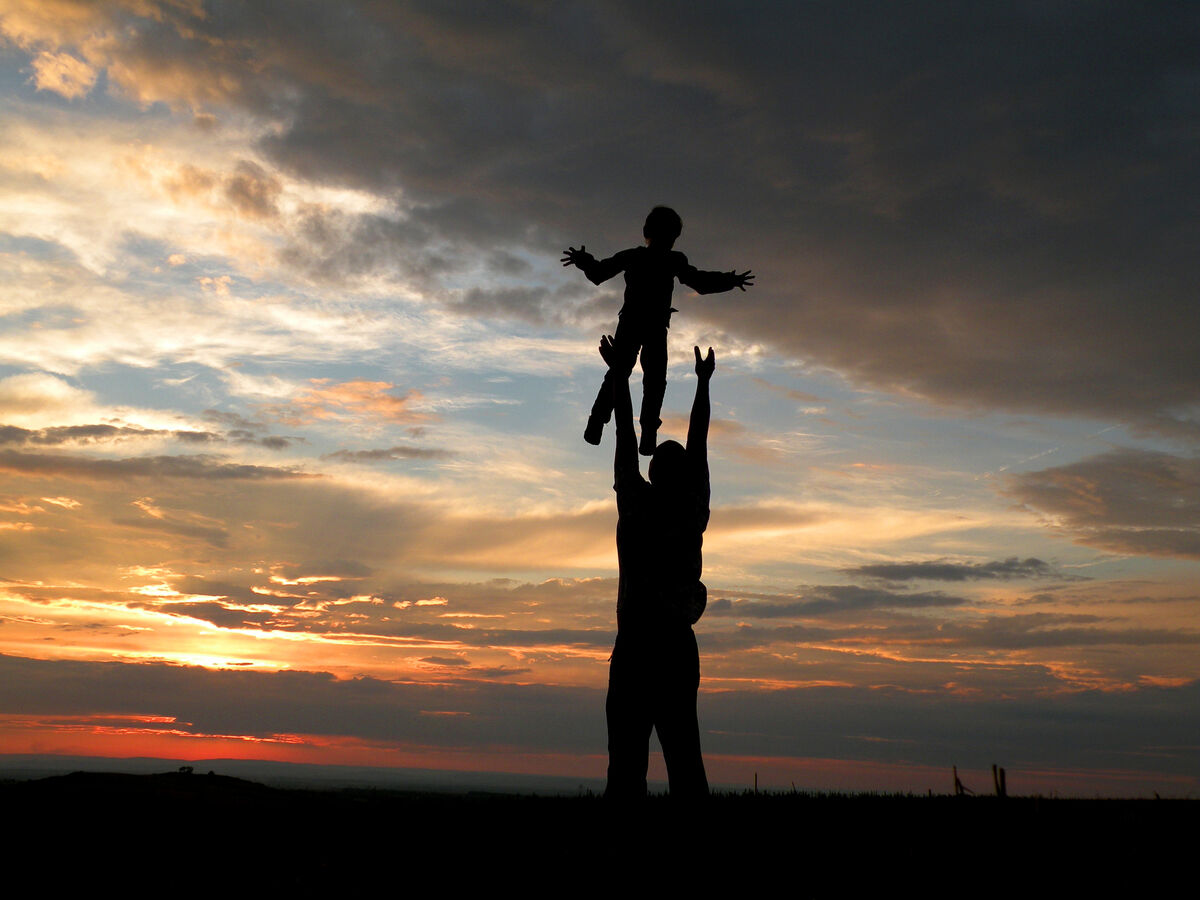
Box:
<box><xmin>694</xmin><ymin>345</ymin><xmax>715</xmax><ymax>380</ymax></box>
<box><xmin>730</xmin><ymin>270</ymin><xmax>754</xmax><ymax>291</ymax></box>
<box><xmin>561</xmin><ymin>245</ymin><xmax>593</xmax><ymax>268</ymax></box>
<box><xmin>600</xmin><ymin>334</ymin><xmax>633</xmax><ymax>375</ymax></box>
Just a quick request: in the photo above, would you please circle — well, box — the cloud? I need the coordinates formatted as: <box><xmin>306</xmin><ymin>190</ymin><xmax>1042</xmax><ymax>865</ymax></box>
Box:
<box><xmin>0</xmin><ymin>0</ymin><xmax>119</xmax><ymax>49</ymax></box>
<box><xmin>0</xmin><ymin>450</ymin><xmax>311</xmax><ymax>481</ymax></box>
<box><xmin>843</xmin><ymin>557</ymin><xmax>1069</xmax><ymax>583</ymax></box>
<box><xmin>1005</xmin><ymin>449</ymin><xmax>1200</xmax><ymax>559</ymax></box>
<box><xmin>223</xmin><ymin>160</ymin><xmax>282</xmax><ymax>220</ymax></box>
<box><xmin>0</xmin><ymin>374</ymin><xmax>95</xmax><ymax>426</ymax></box>
<box><xmin>261</xmin><ymin>380</ymin><xmax>431</xmax><ymax>426</ymax></box>
<box><xmin>420</xmin><ymin>655</ymin><xmax>469</xmax><ymax>667</ymax></box>
<box><xmin>0</xmin><ymin>651</ymin><xmax>607</xmax><ymax>751</ymax></box>
<box><xmin>2</xmin><ymin>0</ymin><xmax>1199</xmax><ymax>793</ymax></box>
<box><xmin>162</xmin><ymin>159</ymin><xmax>282</xmax><ymax>220</ymax></box>
<box><xmin>708</xmin><ymin>584</ymin><xmax>965</xmax><ymax>619</ymax></box>
<box><xmin>30</xmin><ymin>50</ymin><xmax>97</xmax><ymax>98</ymax></box>
<box><xmin>321</xmin><ymin>445</ymin><xmax>452</xmax><ymax>463</ymax></box>
<box><xmin>2</xmin><ymin>651</ymin><xmax>1197</xmax><ymax>779</ymax></box>
<box><xmin>937</xmin><ymin>612</ymin><xmax>1200</xmax><ymax>651</ymax></box>
<box><xmin>444</xmin><ymin>283</ymin><xmax>596</xmax><ymax>327</ymax></box>
<box><xmin>7</xmin><ymin>1</ymin><xmax>1194</xmax><ymax>434</ymax></box>
<box><xmin>0</xmin><ymin>423</ymin><xmax>220</xmax><ymax>447</ymax></box>
<box><xmin>201</xmin><ymin>410</ymin><xmax>296</xmax><ymax>449</ymax></box>
<box><xmin>209</xmin><ymin>4</ymin><xmax>1200</xmax><ymax>431</ymax></box>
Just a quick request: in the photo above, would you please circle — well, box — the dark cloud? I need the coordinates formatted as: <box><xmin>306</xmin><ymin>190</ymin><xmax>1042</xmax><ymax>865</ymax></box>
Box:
<box><xmin>0</xmin><ymin>652</ymin><xmax>605</xmax><ymax>751</ymax></box>
<box><xmin>697</xmin><ymin>614</ymin><xmax>1200</xmax><ymax>658</ymax></box>
<box><xmin>27</xmin><ymin>2</ymin><xmax>1199</xmax><ymax>430</ymax></box>
<box><xmin>0</xmin><ymin>450</ymin><xmax>312</xmax><ymax>481</ymax></box>
<box><xmin>321</xmin><ymin>445</ymin><xmax>452</xmax><ymax>463</ymax></box>
<box><xmin>485</xmin><ymin>249</ymin><xmax>532</xmax><ymax>276</ymax></box>
<box><xmin>1005</xmin><ymin>448</ymin><xmax>1200</xmax><ymax>559</ymax></box>
<box><xmin>443</xmin><ymin>282</ymin><xmax>596</xmax><ymax>327</ymax></box>
<box><xmin>202</xmin><ymin>410</ymin><xmax>297</xmax><ymax>449</ymax></box>
<box><xmin>140</xmin><ymin>600</ymin><xmax>274</xmax><ymax>629</ymax></box>
<box><xmin>203</xmin><ymin>410</ymin><xmax>266</xmax><ymax>432</ymax></box>
<box><xmin>2</xmin><ymin>651</ymin><xmax>1195</xmax><ymax>778</ymax></box>
<box><xmin>0</xmin><ymin>424</ymin><xmax>220</xmax><ymax>446</ymax></box>
<box><xmin>111</xmin><ymin>515</ymin><xmax>230</xmax><ymax>549</ymax></box>
<box><xmin>465</xmin><ymin>666</ymin><xmax>532</xmax><ymax>679</ymax></box>
<box><xmin>271</xmin><ymin>559</ymin><xmax>374</xmax><ymax>581</ymax></box>
<box><xmin>169</xmin><ymin>576</ymin><xmax>282</xmax><ymax>607</ymax></box>
<box><xmin>277</xmin><ymin>205</ymin><xmax>447</xmax><ymax>286</ymax></box>
<box><xmin>708</xmin><ymin>584</ymin><xmax>965</xmax><ymax>619</ymax></box>
<box><xmin>962</xmin><ymin>612</ymin><xmax>1200</xmax><ymax>649</ymax></box>
<box><xmin>421</xmin><ymin>656</ymin><xmax>470</xmax><ymax>667</ymax></box>
<box><xmin>697</xmin><ymin>677</ymin><xmax>1200</xmax><ymax>777</ymax></box>
<box><xmin>223</xmin><ymin>160</ymin><xmax>282</xmax><ymax>220</ymax></box>
<box><xmin>844</xmin><ymin>557</ymin><xmax>1068</xmax><ymax>583</ymax></box>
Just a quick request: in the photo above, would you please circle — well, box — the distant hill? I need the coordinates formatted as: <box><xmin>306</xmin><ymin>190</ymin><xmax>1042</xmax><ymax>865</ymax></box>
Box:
<box><xmin>0</xmin><ymin>752</ymin><xmax>606</xmax><ymax>794</ymax></box>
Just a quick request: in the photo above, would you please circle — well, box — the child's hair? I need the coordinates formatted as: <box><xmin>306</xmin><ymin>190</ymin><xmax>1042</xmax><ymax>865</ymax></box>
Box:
<box><xmin>643</xmin><ymin>206</ymin><xmax>683</xmax><ymax>246</ymax></box>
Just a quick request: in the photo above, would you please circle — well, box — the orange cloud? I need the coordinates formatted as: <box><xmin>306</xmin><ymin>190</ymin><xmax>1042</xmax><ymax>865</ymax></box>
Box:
<box><xmin>30</xmin><ymin>49</ymin><xmax>96</xmax><ymax>98</ymax></box>
<box><xmin>264</xmin><ymin>379</ymin><xmax>431</xmax><ymax>426</ymax></box>
<box><xmin>0</xmin><ymin>0</ymin><xmax>113</xmax><ymax>49</ymax></box>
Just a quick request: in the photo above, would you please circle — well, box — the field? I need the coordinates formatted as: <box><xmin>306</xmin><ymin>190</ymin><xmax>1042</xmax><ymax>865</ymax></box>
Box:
<box><xmin>5</xmin><ymin>768</ymin><xmax>1192</xmax><ymax>888</ymax></box>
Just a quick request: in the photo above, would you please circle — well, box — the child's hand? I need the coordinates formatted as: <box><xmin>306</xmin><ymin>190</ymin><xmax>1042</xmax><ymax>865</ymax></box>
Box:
<box><xmin>694</xmin><ymin>345</ymin><xmax>715</xmax><ymax>380</ymax></box>
<box><xmin>561</xmin><ymin>246</ymin><xmax>592</xmax><ymax>268</ymax></box>
<box><xmin>730</xmin><ymin>269</ymin><xmax>754</xmax><ymax>291</ymax></box>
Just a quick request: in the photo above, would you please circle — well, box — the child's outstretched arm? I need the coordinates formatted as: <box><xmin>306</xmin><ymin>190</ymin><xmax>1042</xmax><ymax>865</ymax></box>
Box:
<box><xmin>561</xmin><ymin>245</ymin><xmax>627</xmax><ymax>286</ymax></box>
<box><xmin>678</xmin><ymin>263</ymin><xmax>754</xmax><ymax>295</ymax></box>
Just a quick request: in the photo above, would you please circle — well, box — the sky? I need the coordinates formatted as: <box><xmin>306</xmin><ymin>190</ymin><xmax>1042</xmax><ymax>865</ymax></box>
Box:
<box><xmin>0</xmin><ymin>0</ymin><xmax>1197</xmax><ymax>796</ymax></box>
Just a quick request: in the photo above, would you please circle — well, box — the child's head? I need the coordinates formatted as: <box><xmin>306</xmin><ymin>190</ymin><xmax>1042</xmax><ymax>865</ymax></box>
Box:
<box><xmin>643</xmin><ymin>206</ymin><xmax>682</xmax><ymax>248</ymax></box>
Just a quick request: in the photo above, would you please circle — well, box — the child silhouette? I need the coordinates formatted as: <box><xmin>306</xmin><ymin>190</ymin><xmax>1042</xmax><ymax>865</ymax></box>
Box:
<box><xmin>562</xmin><ymin>206</ymin><xmax>753</xmax><ymax>455</ymax></box>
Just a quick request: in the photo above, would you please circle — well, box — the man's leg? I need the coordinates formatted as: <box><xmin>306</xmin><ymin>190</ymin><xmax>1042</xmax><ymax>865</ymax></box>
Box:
<box><xmin>605</xmin><ymin>632</ymin><xmax>653</xmax><ymax>799</ymax></box>
<box><xmin>654</xmin><ymin>628</ymin><xmax>709</xmax><ymax>799</ymax></box>
<box><xmin>637</xmin><ymin>327</ymin><xmax>668</xmax><ymax>456</ymax></box>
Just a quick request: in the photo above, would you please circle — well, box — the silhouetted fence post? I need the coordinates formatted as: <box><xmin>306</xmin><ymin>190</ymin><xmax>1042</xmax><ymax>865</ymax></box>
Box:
<box><xmin>990</xmin><ymin>763</ymin><xmax>1008</xmax><ymax>797</ymax></box>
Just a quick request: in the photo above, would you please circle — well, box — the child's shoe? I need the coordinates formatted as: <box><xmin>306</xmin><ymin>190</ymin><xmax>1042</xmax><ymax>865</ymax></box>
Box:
<box><xmin>638</xmin><ymin>426</ymin><xmax>658</xmax><ymax>456</ymax></box>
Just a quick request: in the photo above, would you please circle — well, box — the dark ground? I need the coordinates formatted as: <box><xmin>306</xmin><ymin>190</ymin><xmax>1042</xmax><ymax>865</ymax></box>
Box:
<box><xmin>6</xmin><ymin>770</ymin><xmax>1192</xmax><ymax>888</ymax></box>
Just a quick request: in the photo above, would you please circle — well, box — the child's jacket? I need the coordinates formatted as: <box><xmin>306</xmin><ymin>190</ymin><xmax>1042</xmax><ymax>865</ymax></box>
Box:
<box><xmin>579</xmin><ymin>246</ymin><xmax>742</xmax><ymax>329</ymax></box>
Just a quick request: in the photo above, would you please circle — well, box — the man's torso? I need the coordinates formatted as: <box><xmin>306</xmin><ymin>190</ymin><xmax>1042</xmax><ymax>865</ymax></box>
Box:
<box><xmin>615</xmin><ymin>460</ymin><xmax>708</xmax><ymax>631</ymax></box>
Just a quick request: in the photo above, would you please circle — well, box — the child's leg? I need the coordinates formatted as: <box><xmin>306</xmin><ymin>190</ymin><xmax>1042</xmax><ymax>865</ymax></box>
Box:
<box><xmin>637</xmin><ymin>326</ymin><xmax>668</xmax><ymax>454</ymax></box>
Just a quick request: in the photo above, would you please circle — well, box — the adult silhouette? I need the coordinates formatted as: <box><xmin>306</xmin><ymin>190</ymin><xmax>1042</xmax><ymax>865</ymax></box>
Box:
<box><xmin>599</xmin><ymin>334</ymin><xmax>713</xmax><ymax>799</ymax></box>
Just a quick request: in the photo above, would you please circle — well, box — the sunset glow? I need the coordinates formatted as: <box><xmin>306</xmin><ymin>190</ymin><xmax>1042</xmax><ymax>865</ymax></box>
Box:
<box><xmin>1</xmin><ymin>1</ymin><xmax>1197</xmax><ymax>796</ymax></box>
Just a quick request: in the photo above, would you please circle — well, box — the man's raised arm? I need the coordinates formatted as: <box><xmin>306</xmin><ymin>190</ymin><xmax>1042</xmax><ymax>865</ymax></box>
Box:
<box><xmin>687</xmin><ymin>346</ymin><xmax>715</xmax><ymax>463</ymax></box>
<box><xmin>599</xmin><ymin>334</ymin><xmax>640</xmax><ymax>486</ymax></box>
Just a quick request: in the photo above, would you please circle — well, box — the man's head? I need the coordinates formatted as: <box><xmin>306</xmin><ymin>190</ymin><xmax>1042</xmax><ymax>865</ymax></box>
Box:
<box><xmin>648</xmin><ymin>439</ymin><xmax>687</xmax><ymax>493</ymax></box>
<box><xmin>643</xmin><ymin>206</ymin><xmax>682</xmax><ymax>248</ymax></box>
